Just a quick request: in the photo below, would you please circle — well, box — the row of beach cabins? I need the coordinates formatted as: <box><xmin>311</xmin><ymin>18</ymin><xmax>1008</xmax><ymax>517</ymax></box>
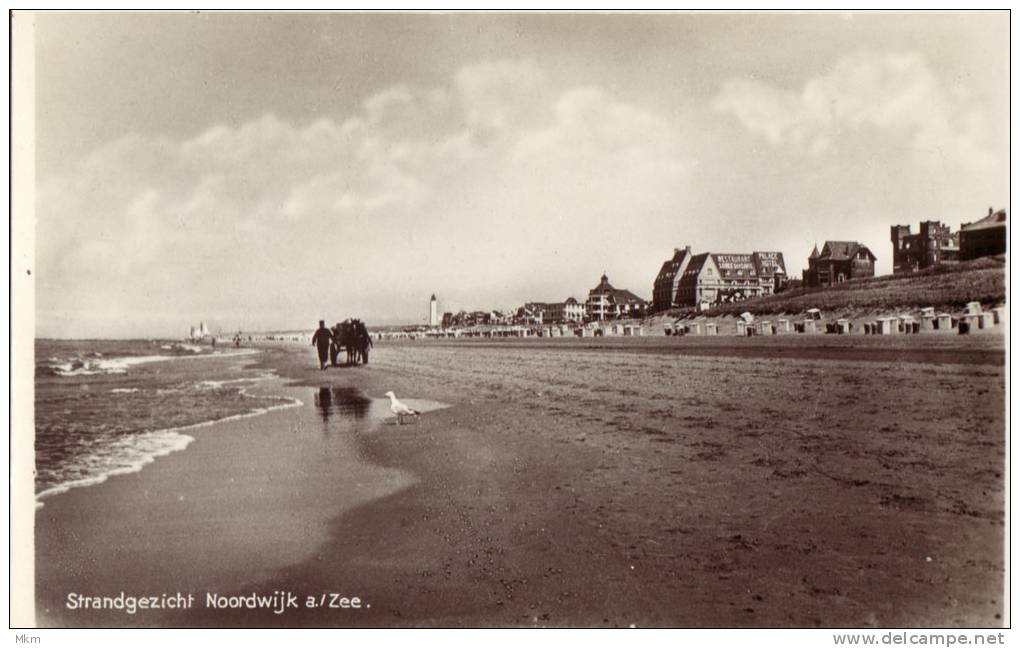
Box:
<box><xmin>671</xmin><ymin>302</ymin><xmax>1005</xmax><ymax>337</ymax></box>
<box><xmin>377</xmin><ymin>302</ymin><xmax>1005</xmax><ymax>341</ymax></box>
<box><xmin>377</xmin><ymin>322</ymin><xmax>648</xmax><ymax>340</ymax></box>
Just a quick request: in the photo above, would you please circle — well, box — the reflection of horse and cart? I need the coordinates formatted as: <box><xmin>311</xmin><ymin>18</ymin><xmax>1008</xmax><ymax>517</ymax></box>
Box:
<box><xmin>331</xmin><ymin>319</ymin><xmax>373</xmax><ymax>366</ymax></box>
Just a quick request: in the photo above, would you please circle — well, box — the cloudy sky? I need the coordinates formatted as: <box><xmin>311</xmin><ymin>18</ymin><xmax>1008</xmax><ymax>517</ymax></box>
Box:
<box><xmin>30</xmin><ymin>12</ymin><xmax>1008</xmax><ymax>338</ymax></box>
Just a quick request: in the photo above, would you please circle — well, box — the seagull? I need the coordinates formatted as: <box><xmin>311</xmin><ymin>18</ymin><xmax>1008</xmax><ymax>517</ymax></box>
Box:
<box><xmin>385</xmin><ymin>391</ymin><xmax>420</xmax><ymax>425</ymax></box>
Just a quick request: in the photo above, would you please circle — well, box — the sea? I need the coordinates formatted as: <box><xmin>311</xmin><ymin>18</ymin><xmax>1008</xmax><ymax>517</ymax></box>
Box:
<box><xmin>34</xmin><ymin>339</ymin><xmax>299</xmax><ymax>503</ymax></box>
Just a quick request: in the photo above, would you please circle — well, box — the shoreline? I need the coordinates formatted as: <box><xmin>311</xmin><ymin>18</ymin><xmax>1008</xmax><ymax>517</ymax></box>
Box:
<box><xmin>34</xmin><ymin>363</ymin><xmax>418</xmax><ymax>627</ymax></box>
<box><xmin>33</xmin><ymin>341</ymin><xmax>1005</xmax><ymax>627</ymax></box>
<box><xmin>34</xmin><ymin>350</ymin><xmax>302</xmax><ymax>503</ymax></box>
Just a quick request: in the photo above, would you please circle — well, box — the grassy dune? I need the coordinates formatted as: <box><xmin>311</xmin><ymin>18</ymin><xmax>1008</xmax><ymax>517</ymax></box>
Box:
<box><xmin>664</xmin><ymin>256</ymin><xmax>1006</xmax><ymax>319</ymax></box>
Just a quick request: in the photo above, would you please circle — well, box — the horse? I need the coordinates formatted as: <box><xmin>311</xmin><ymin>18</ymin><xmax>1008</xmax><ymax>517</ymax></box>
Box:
<box><xmin>329</xmin><ymin>323</ymin><xmax>343</xmax><ymax>366</ymax></box>
<box><xmin>326</xmin><ymin>319</ymin><xmax>373</xmax><ymax>366</ymax></box>
<box><xmin>337</xmin><ymin>320</ymin><xmax>358</xmax><ymax>365</ymax></box>
<box><xmin>353</xmin><ymin>319</ymin><xmax>373</xmax><ymax>365</ymax></box>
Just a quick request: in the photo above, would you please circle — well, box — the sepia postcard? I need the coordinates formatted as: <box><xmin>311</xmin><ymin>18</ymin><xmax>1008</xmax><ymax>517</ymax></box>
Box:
<box><xmin>10</xmin><ymin>9</ymin><xmax>1009</xmax><ymax>638</ymax></box>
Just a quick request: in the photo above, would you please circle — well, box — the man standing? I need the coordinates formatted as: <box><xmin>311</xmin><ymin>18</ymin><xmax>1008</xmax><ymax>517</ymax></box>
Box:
<box><xmin>311</xmin><ymin>320</ymin><xmax>333</xmax><ymax>370</ymax></box>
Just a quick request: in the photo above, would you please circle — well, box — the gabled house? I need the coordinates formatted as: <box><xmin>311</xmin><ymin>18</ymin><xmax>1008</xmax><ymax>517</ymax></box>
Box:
<box><xmin>803</xmin><ymin>241</ymin><xmax>876</xmax><ymax>287</ymax></box>
<box><xmin>586</xmin><ymin>274</ymin><xmax>648</xmax><ymax>321</ymax></box>
<box><xmin>674</xmin><ymin>251</ymin><xmax>787</xmax><ymax>309</ymax></box>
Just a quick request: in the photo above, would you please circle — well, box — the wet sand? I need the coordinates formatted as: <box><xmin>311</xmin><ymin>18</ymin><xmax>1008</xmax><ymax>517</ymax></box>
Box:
<box><xmin>34</xmin><ymin>337</ymin><xmax>1005</xmax><ymax>627</ymax></box>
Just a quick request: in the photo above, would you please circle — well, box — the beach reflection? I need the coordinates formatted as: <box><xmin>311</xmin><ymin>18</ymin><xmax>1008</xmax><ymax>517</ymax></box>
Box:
<box><xmin>314</xmin><ymin>387</ymin><xmax>372</xmax><ymax>423</ymax></box>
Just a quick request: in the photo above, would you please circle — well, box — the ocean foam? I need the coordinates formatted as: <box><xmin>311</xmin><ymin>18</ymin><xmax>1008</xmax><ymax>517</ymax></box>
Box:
<box><xmin>36</xmin><ymin>383</ymin><xmax>303</xmax><ymax>506</ymax></box>
<box><xmin>46</xmin><ymin>347</ymin><xmax>262</xmax><ymax>377</ymax></box>
<box><xmin>36</xmin><ymin>430</ymin><xmax>196</xmax><ymax>502</ymax></box>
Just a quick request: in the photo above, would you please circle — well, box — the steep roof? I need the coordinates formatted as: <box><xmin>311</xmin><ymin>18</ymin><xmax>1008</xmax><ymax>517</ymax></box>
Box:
<box><xmin>589</xmin><ymin>274</ymin><xmax>647</xmax><ymax>304</ymax></box>
<box><xmin>962</xmin><ymin>209</ymin><xmax>1007</xmax><ymax>232</ymax></box>
<box><xmin>654</xmin><ymin>248</ymin><xmax>690</xmax><ymax>286</ymax></box>
<box><xmin>710</xmin><ymin>253</ymin><xmax>757</xmax><ymax>279</ymax></box>
<box><xmin>819</xmin><ymin>241</ymin><xmax>858</xmax><ymax>261</ymax></box>
<box><xmin>676</xmin><ymin>253</ymin><xmax>710</xmax><ymax>292</ymax></box>
<box><xmin>818</xmin><ymin>241</ymin><xmax>875</xmax><ymax>261</ymax></box>
<box><xmin>753</xmin><ymin>251</ymin><xmax>787</xmax><ymax>276</ymax></box>
<box><xmin>809</xmin><ymin>244</ymin><xmax>820</xmax><ymax>260</ymax></box>
<box><xmin>612</xmin><ymin>289</ymin><xmax>647</xmax><ymax>305</ymax></box>
<box><xmin>590</xmin><ymin>273</ymin><xmax>615</xmax><ymax>294</ymax></box>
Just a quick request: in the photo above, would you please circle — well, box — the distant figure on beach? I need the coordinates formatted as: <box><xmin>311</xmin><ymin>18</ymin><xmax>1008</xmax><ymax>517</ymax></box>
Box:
<box><xmin>311</xmin><ymin>320</ymin><xmax>334</xmax><ymax>370</ymax></box>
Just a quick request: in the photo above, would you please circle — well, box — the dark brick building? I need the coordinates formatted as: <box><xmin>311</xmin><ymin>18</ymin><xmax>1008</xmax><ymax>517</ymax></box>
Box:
<box><xmin>803</xmin><ymin>241</ymin><xmax>876</xmax><ymax>287</ymax></box>
<box><xmin>960</xmin><ymin>208</ymin><xmax>1007</xmax><ymax>261</ymax></box>
<box><xmin>652</xmin><ymin>246</ymin><xmax>692</xmax><ymax>311</ymax></box>
<box><xmin>890</xmin><ymin>221</ymin><xmax>960</xmax><ymax>274</ymax></box>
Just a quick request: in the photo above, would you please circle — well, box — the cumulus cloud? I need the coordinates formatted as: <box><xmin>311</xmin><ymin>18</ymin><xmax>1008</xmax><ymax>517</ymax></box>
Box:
<box><xmin>36</xmin><ymin>59</ymin><xmax>691</xmax><ymax>336</ymax></box>
<box><xmin>713</xmin><ymin>51</ymin><xmax>993</xmax><ymax>167</ymax></box>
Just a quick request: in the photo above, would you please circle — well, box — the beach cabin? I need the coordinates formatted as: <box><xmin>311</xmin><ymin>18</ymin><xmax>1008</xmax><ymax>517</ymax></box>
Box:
<box><xmin>705</xmin><ymin>322</ymin><xmax>718</xmax><ymax>336</ymax></box>
<box><xmin>992</xmin><ymin>307</ymin><xmax>1006</xmax><ymax>325</ymax></box>
<box><xmin>687</xmin><ymin>321</ymin><xmax>702</xmax><ymax>335</ymax></box>
<box><xmin>876</xmin><ymin>318</ymin><xmax>896</xmax><ymax>335</ymax></box>
<box><xmin>935</xmin><ymin>313</ymin><xmax>953</xmax><ymax>331</ymax></box>
<box><xmin>623</xmin><ymin>325</ymin><xmax>643</xmax><ymax>336</ymax></box>
<box><xmin>836</xmin><ymin>319</ymin><xmax>851</xmax><ymax>335</ymax></box>
<box><xmin>758</xmin><ymin>321</ymin><xmax>774</xmax><ymax>336</ymax></box>
<box><xmin>957</xmin><ymin>313</ymin><xmax>981</xmax><ymax>334</ymax></box>
<box><xmin>735</xmin><ymin>320</ymin><xmax>747</xmax><ymax>336</ymax></box>
<box><xmin>806</xmin><ymin>308</ymin><xmax>822</xmax><ymax>321</ymax></box>
<box><xmin>965</xmin><ymin>301</ymin><xmax>983</xmax><ymax>315</ymax></box>
<box><xmin>979</xmin><ymin>312</ymin><xmax>995</xmax><ymax>330</ymax></box>
<box><xmin>776</xmin><ymin>319</ymin><xmax>791</xmax><ymax>333</ymax></box>
<box><xmin>801</xmin><ymin>319</ymin><xmax>817</xmax><ymax>334</ymax></box>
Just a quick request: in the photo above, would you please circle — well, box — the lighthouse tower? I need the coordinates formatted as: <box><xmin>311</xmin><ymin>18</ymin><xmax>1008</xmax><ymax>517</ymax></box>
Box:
<box><xmin>429</xmin><ymin>294</ymin><xmax>438</xmax><ymax>327</ymax></box>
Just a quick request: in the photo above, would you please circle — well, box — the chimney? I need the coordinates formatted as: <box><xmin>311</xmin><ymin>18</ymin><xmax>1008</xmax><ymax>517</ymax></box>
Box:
<box><xmin>989</xmin><ymin>207</ymin><xmax>994</xmax><ymax>216</ymax></box>
<box><xmin>685</xmin><ymin>245</ymin><xmax>692</xmax><ymax>252</ymax></box>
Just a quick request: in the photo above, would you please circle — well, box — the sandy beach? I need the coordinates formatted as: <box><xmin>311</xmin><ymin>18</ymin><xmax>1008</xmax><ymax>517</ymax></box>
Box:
<box><xmin>34</xmin><ymin>336</ymin><xmax>1005</xmax><ymax>628</ymax></box>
